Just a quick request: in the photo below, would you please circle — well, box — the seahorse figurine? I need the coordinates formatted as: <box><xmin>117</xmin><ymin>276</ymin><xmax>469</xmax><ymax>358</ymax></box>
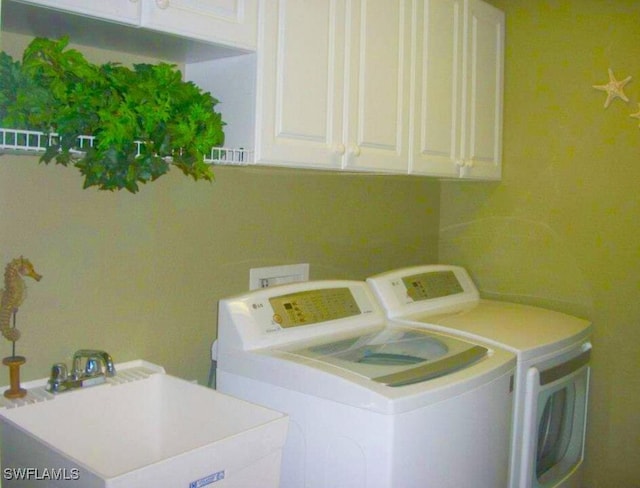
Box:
<box><xmin>0</xmin><ymin>257</ymin><xmax>42</xmax><ymax>342</ymax></box>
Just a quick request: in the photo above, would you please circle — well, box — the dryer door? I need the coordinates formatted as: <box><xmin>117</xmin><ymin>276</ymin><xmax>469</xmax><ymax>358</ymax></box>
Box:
<box><xmin>520</xmin><ymin>345</ymin><xmax>591</xmax><ymax>488</ymax></box>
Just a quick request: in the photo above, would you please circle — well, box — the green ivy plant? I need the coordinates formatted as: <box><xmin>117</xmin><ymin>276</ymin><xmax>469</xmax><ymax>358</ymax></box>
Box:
<box><xmin>0</xmin><ymin>36</ymin><xmax>225</xmax><ymax>193</ymax></box>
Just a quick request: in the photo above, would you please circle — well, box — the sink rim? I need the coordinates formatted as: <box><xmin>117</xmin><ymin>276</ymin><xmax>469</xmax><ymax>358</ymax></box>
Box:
<box><xmin>0</xmin><ymin>371</ymin><xmax>287</xmax><ymax>480</ymax></box>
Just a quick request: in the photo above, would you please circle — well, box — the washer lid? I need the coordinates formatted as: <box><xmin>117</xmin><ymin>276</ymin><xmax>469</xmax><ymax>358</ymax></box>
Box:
<box><xmin>282</xmin><ymin>327</ymin><xmax>487</xmax><ymax>387</ymax></box>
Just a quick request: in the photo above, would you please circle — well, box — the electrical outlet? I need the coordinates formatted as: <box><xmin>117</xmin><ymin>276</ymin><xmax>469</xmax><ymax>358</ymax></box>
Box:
<box><xmin>249</xmin><ymin>263</ymin><xmax>309</xmax><ymax>290</ymax></box>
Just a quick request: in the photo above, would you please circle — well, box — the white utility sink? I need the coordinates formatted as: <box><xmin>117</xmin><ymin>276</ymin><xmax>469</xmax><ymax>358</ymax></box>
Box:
<box><xmin>0</xmin><ymin>372</ymin><xmax>288</xmax><ymax>487</ymax></box>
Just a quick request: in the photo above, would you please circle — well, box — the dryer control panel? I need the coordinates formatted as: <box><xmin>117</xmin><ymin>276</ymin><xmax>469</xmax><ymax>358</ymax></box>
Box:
<box><xmin>402</xmin><ymin>271</ymin><xmax>465</xmax><ymax>301</ymax></box>
<box><xmin>367</xmin><ymin>265</ymin><xmax>480</xmax><ymax>318</ymax></box>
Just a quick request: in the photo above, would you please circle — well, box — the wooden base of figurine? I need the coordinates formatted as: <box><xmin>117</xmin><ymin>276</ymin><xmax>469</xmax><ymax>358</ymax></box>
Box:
<box><xmin>3</xmin><ymin>355</ymin><xmax>27</xmax><ymax>399</ymax></box>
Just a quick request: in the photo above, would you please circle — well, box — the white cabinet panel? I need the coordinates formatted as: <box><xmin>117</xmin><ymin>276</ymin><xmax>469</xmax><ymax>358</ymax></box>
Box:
<box><xmin>411</xmin><ymin>0</ymin><xmax>462</xmax><ymax>177</ymax></box>
<box><xmin>256</xmin><ymin>0</ymin><xmax>411</xmax><ymax>173</ymax></box>
<box><xmin>345</xmin><ymin>0</ymin><xmax>412</xmax><ymax>172</ymax></box>
<box><xmin>10</xmin><ymin>0</ymin><xmax>257</xmax><ymax>50</ymax></box>
<box><xmin>255</xmin><ymin>0</ymin><xmax>345</xmax><ymax>169</ymax></box>
<box><xmin>460</xmin><ymin>0</ymin><xmax>503</xmax><ymax>179</ymax></box>
<box><xmin>411</xmin><ymin>0</ymin><xmax>503</xmax><ymax>179</ymax></box>
<box><xmin>141</xmin><ymin>0</ymin><xmax>258</xmax><ymax>49</ymax></box>
<box><xmin>11</xmin><ymin>0</ymin><xmax>141</xmax><ymax>25</ymax></box>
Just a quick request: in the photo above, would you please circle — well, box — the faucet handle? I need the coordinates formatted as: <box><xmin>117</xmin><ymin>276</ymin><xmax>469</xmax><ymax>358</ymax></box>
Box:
<box><xmin>51</xmin><ymin>363</ymin><xmax>68</xmax><ymax>381</ymax></box>
<box><xmin>72</xmin><ymin>349</ymin><xmax>116</xmax><ymax>378</ymax></box>
<box><xmin>46</xmin><ymin>363</ymin><xmax>68</xmax><ymax>392</ymax></box>
<box><xmin>102</xmin><ymin>353</ymin><xmax>116</xmax><ymax>377</ymax></box>
<box><xmin>85</xmin><ymin>357</ymin><xmax>100</xmax><ymax>376</ymax></box>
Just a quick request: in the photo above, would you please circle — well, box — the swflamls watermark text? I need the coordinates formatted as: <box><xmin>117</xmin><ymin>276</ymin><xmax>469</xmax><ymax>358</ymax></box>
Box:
<box><xmin>3</xmin><ymin>467</ymin><xmax>81</xmax><ymax>481</ymax></box>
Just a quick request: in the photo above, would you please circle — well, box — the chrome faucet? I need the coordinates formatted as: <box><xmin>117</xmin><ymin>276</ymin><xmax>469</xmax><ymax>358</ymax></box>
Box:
<box><xmin>72</xmin><ymin>349</ymin><xmax>116</xmax><ymax>378</ymax></box>
<box><xmin>46</xmin><ymin>349</ymin><xmax>116</xmax><ymax>393</ymax></box>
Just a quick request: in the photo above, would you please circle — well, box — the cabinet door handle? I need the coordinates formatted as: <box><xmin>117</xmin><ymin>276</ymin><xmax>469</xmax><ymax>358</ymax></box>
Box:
<box><xmin>349</xmin><ymin>145</ymin><xmax>361</xmax><ymax>157</ymax></box>
<box><xmin>156</xmin><ymin>0</ymin><xmax>170</xmax><ymax>9</ymax></box>
<box><xmin>332</xmin><ymin>143</ymin><xmax>346</xmax><ymax>156</ymax></box>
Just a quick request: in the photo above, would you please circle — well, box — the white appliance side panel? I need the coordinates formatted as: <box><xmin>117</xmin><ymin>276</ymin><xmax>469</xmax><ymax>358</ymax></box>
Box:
<box><xmin>218</xmin><ymin>367</ymin><xmax>513</xmax><ymax>488</ymax></box>
<box><xmin>217</xmin><ymin>371</ymin><xmax>392</xmax><ymax>488</ymax></box>
<box><xmin>392</xmin><ymin>368</ymin><xmax>513</xmax><ymax>487</ymax></box>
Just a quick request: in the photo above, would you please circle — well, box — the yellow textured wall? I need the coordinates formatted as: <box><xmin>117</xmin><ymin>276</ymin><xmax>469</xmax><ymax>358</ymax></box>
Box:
<box><xmin>1</xmin><ymin>159</ymin><xmax>439</xmax><ymax>384</ymax></box>
<box><xmin>440</xmin><ymin>1</ymin><xmax>640</xmax><ymax>486</ymax></box>
<box><xmin>0</xmin><ymin>33</ymin><xmax>440</xmax><ymax>385</ymax></box>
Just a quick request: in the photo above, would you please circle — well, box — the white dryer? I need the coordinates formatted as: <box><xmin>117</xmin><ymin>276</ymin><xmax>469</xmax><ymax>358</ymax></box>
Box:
<box><xmin>367</xmin><ymin>265</ymin><xmax>592</xmax><ymax>488</ymax></box>
<box><xmin>215</xmin><ymin>280</ymin><xmax>516</xmax><ymax>488</ymax></box>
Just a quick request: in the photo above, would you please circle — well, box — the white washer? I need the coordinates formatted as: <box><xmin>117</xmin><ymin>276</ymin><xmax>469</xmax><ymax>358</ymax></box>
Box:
<box><xmin>367</xmin><ymin>265</ymin><xmax>592</xmax><ymax>488</ymax></box>
<box><xmin>215</xmin><ymin>280</ymin><xmax>516</xmax><ymax>488</ymax></box>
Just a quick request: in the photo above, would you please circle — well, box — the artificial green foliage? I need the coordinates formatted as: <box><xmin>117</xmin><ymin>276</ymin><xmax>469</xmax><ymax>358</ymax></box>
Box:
<box><xmin>0</xmin><ymin>36</ymin><xmax>225</xmax><ymax>192</ymax></box>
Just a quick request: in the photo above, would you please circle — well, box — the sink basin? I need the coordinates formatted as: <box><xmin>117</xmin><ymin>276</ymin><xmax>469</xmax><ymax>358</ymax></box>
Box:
<box><xmin>0</xmin><ymin>372</ymin><xmax>288</xmax><ymax>487</ymax></box>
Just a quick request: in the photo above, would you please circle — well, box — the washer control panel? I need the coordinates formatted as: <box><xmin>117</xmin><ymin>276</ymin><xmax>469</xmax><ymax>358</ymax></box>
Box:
<box><xmin>269</xmin><ymin>288</ymin><xmax>361</xmax><ymax>328</ymax></box>
<box><xmin>219</xmin><ymin>280</ymin><xmax>383</xmax><ymax>349</ymax></box>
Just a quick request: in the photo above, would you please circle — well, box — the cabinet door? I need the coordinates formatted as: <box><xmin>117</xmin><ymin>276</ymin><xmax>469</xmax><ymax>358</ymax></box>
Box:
<box><xmin>12</xmin><ymin>0</ymin><xmax>141</xmax><ymax>25</ymax></box>
<box><xmin>255</xmin><ymin>0</ymin><xmax>346</xmax><ymax>169</ymax></box>
<box><xmin>410</xmin><ymin>0</ymin><xmax>463</xmax><ymax>177</ymax></box>
<box><xmin>459</xmin><ymin>0</ymin><xmax>504</xmax><ymax>179</ymax></box>
<box><xmin>141</xmin><ymin>0</ymin><xmax>258</xmax><ymax>49</ymax></box>
<box><xmin>344</xmin><ymin>0</ymin><xmax>412</xmax><ymax>173</ymax></box>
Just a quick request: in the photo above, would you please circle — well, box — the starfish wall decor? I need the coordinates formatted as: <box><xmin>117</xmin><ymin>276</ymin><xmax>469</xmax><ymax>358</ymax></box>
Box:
<box><xmin>592</xmin><ymin>68</ymin><xmax>640</xmax><ymax>130</ymax></box>
<box><xmin>592</xmin><ymin>68</ymin><xmax>632</xmax><ymax>108</ymax></box>
<box><xmin>630</xmin><ymin>103</ymin><xmax>640</xmax><ymax>127</ymax></box>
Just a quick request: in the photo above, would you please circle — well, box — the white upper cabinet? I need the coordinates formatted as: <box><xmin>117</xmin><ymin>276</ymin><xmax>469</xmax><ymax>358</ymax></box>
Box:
<box><xmin>7</xmin><ymin>0</ymin><xmax>141</xmax><ymax>25</ymax></box>
<box><xmin>344</xmin><ymin>0</ymin><xmax>412</xmax><ymax>172</ymax></box>
<box><xmin>411</xmin><ymin>0</ymin><xmax>504</xmax><ymax>179</ymax></box>
<box><xmin>461</xmin><ymin>0</ymin><xmax>504</xmax><ymax>179</ymax></box>
<box><xmin>411</xmin><ymin>0</ymin><xmax>462</xmax><ymax>178</ymax></box>
<box><xmin>254</xmin><ymin>0</ymin><xmax>345</xmax><ymax>169</ymax></box>
<box><xmin>141</xmin><ymin>0</ymin><xmax>258</xmax><ymax>50</ymax></box>
<box><xmin>255</xmin><ymin>0</ymin><xmax>412</xmax><ymax>173</ymax></box>
<box><xmin>8</xmin><ymin>0</ymin><xmax>258</xmax><ymax>50</ymax></box>
<box><xmin>5</xmin><ymin>0</ymin><xmax>502</xmax><ymax>178</ymax></box>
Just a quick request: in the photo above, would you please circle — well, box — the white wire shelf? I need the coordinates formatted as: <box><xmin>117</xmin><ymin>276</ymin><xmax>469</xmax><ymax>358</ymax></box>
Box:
<box><xmin>0</xmin><ymin>127</ymin><xmax>253</xmax><ymax>166</ymax></box>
